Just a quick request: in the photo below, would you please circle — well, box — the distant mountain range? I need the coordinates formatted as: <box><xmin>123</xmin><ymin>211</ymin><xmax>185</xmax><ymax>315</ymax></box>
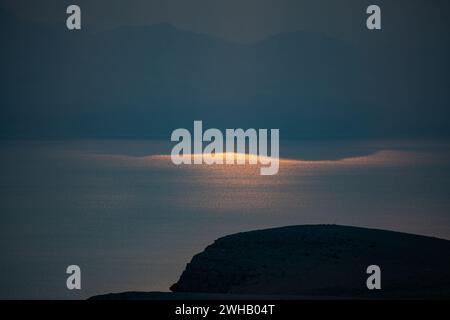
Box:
<box><xmin>1</xmin><ymin>8</ymin><xmax>449</xmax><ymax>139</ymax></box>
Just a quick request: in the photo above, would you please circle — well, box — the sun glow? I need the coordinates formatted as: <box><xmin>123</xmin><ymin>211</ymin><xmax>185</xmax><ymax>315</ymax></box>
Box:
<box><xmin>84</xmin><ymin>150</ymin><xmax>435</xmax><ymax>174</ymax></box>
<box><xmin>175</xmin><ymin>152</ymin><xmax>277</xmax><ymax>165</ymax></box>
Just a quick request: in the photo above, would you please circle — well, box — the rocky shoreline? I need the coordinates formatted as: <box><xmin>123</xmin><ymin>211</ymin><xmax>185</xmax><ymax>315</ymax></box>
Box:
<box><xmin>91</xmin><ymin>225</ymin><xmax>450</xmax><ymax>300</ymax></box>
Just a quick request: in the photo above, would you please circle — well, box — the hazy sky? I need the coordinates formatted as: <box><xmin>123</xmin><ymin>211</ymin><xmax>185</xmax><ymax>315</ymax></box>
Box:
<box><xmin>1</xmin><ymin>0</ymin><xmax>448</xmax><ymax>43</ymax></box>
<box><xmin>1</xmin><ymin>0</ymin><xmax>450</xmax><ymax>139</ymax></box>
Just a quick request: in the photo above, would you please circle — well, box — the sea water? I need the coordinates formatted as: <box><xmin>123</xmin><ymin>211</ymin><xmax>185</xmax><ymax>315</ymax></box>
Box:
<box><xmin>1</xmin><ymin>139</ymin><xmax>450</xmax><ymax>299</ymax></box>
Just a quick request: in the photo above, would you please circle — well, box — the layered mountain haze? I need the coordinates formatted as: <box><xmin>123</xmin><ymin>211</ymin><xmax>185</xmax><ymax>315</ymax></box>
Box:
<box><xmin>1</xmin><ymin>7</ymin><xmax>449</xmax><ymax>139</ymax></box>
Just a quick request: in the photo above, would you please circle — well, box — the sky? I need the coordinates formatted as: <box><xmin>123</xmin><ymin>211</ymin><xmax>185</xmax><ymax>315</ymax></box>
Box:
<box><xmin>0</xmin><ymin>0</ymin><xmax>450</xmax><ymax>139</ymax></box>
<box><xmin>2</xmin><ymin>0</ymin><xmax>449</xmax><ymax>43</ymax></box>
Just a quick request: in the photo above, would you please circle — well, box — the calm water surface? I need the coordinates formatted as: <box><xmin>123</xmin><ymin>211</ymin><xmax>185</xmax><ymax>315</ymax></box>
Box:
<box><xmin>1</xmin><ymin>139</ymin><xmax>450</xmax><ymax>299</ymax></box>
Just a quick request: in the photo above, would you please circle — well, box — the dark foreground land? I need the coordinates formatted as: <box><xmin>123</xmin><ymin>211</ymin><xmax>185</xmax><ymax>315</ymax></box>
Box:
<box><xmin>91</xmin><ymin>225</ymin><xmax>450</xmax><ymax>300</ymax></box>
